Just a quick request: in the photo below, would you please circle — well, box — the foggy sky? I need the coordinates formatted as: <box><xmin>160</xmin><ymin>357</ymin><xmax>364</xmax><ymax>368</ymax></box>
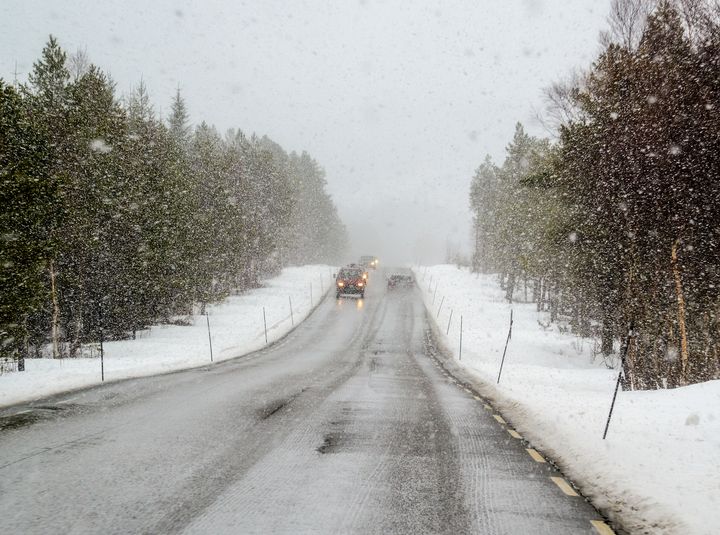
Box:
<box><xmin>1</xmin><ymin>0</ymin><xmax>610</xmax><ymax>265</ymax></box>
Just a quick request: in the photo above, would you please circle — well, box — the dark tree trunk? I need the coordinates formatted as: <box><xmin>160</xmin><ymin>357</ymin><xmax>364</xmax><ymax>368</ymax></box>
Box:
<box><xmin>550</xmin><ymin>279</ymin><xmax>559</xmax><ymax>322</ymax></box>
<box><xmin>601</xmin><ymin>308</ymin><xmax>614</xmax><ymax>355</ymax></box>
<box><xmin>505</xmin><ymin>272</ymin><xmax>515</xmax><ymax>303</ymax></box>
<box><xmin>533</xmin><ymin>278</ymin><xmax>541</xmax><ymax>307</ymax></box>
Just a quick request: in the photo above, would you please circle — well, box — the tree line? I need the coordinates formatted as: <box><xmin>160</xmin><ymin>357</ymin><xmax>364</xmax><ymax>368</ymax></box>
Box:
<box><xmin>470</xmin><ymin>0</ymin><xmax>720</xmax><ymax>388</ymax></box>
<box><xmin>0</xmin><ymin>36</ymin><xmax>346</xmax><ymax>363</ymax></box>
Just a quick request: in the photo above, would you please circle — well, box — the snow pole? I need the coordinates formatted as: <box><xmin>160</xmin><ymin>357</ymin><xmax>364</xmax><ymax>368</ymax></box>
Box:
<box><xmin>459</xmin><ymin>315</ymin><xmax>463</xmax><ymax>360</ymax></box>
<box><xmin>289</xmin><ymin>296</ymin><xmax>294</xmax><ymax>326</ymax></box>
<box><xmin>99</xmin><ymin>305</ymin><xmax>105</xmax><ymax>382</ymax></box>
<box><xmin>436</xmin><ymin>295</ymin><xmax>445</xmax><ymax>318</ymax></box>
<box><xmin>446</xmin><ymin>309</ymin><xmax>453</xmax><ymax>335</ymax></box>
<box><xmin>206</xmin><ymin>313</ymin><xmax>214</xmax><ymax>362</ymax></box>
<box><xmin>320</xmin><ymin>275</ymin><xmax>324</xmax><ymax>294</ymax></box>
<box><xmin>263</xmin><ymin>307</ymin><xmax>268</xmax><ymax>345</ymax></box>
<box><xmin>310</xmin><ymin>283</ymin><xmax>314</xmax><ymax>308</ymax></box>
<box><xmin>428</xmin><ymin>274</ymin><xmax>433</xmax><ymax>292</ymax></box>
<box><xmin>432</xmin><ymin>283</ymin><xmax>438</xmax><ymax>305</ymax></box>
<box><xmin>603</xmin><ymin>321</ymin><xmax>635</xmax><ymax>439</ymax></box>
<box><xmin>496</xmin><ymin>309</ymin><xmax>514</xmax><ymax>384</ymax></box>
<box><xmin>18</xmin><ymin>315</ymin><xmax>25</xmax><ymax>371</ymax></box>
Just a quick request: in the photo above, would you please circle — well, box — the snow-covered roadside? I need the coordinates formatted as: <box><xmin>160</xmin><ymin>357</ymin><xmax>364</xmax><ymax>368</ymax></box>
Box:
<box><xmin>414</xmin><ymin>265</ymin><xmax>720</xmax><ymax>535</ymax></box>
<box><xmin>0</xmin><ymin>265</ymin><xmax>335</xmax><ymax>409</ymax></box>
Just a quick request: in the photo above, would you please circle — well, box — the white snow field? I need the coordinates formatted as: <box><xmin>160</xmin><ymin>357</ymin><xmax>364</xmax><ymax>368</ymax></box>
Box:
<box><xmin>414</xmin><ymin>264</ymin><xmax>720</xmax><ymax>535</ymax></box>
<box><xmin>0</xmin><ymin>265</ymin><xmax>335</xmax><ymax>409</ymax></box>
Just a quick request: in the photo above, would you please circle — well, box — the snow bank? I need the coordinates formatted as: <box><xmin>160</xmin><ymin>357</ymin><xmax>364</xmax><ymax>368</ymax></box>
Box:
<box><xmin>414</xmin><ymin>264</ymin><xmax>720</xmax><ymax>535</ymax></box>
<box><xmin>0</xmin><ymin>265</ymin><xmax>335</xmax><ymax>409</ymax></box>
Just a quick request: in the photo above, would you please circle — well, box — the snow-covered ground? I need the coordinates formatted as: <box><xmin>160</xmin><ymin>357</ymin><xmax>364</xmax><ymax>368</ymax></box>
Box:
<box><xmin>414</xmin><ymin>264</ymin><xmax>720</xmax><ymax>535</ymax></box>
<box><xmin>0</xmin><ymin>265</ymin><xmax>335</xmax><ymax>409</ymax></box>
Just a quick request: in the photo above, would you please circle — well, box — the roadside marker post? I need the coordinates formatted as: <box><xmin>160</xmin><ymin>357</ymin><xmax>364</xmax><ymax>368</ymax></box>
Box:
<box><xmin>428</xmin><ymin>274</ymin><xmax>433</xmax><ymax>292</ymax></box>
<box><xmin>603</xmin><ymin>321</ymin><xmax>635</xmax><ymax>439</ymax></box>
<box><xmin>100</xmin><ymin>334</ymin><xmax>105</xmax><ymax>382</ymax></box>
<box><xmin>496</xmin><ymin>309</ymin><xmax>514</xmax><ymax>384</ymax></box>
<box><xmin>99</xmin><ymin>305</ymin><xmax>105</xmax><ymax>382</ymax></box>
<box><xmin>446</xmin><ymin>309</ymin><xmax>453</xmax><ymax>335</ymax></box>
<box><xmin>432</xmin><ymin>283</ymin><xmax>438</xmax><ymax>305</ymax></box>
<box><xmin>206</xmin><ymin>313</ymin><xmax>214</xmax><ymax>362</ymax></box>
<box><xmin>289</xmin><ymin>296</ymin><xmax>294</xmax><ymax>326</ymax></box>
<box><xmin>263</xmin><ymin>307</ymin><xmax>268</xmax><ymax>345</ymax></box>
<box><xmin>459</xmin><ymin>315</ymin><xmax>463</xmax><ymax>360</ymax></box>
<box><xmin>320</xmin><ymin>275</ymin><xmax>324</xmax><ymax>294</ymax></box>
<box><xmin>310</xmin><ymin>283</ymin><xmax>313</xmax><ymax>308</ymax></box>
<box><xmin>436</xmin><ymin>296</ymin><xmax>445</xmax><ymax>318</ymax></box>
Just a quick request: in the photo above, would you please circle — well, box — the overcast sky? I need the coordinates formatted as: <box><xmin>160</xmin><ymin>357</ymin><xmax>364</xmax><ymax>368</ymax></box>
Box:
<box><xmin>1</xmin><ymin>0</ymin><xmax>610</xmax><ymax>265</ymax></box>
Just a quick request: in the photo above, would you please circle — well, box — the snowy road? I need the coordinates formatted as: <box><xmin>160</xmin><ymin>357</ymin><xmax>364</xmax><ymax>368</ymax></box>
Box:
<box><xmin>0</xmin><ymin>271</ymin><xmax>607</xmax><ymax>534</ymax></box>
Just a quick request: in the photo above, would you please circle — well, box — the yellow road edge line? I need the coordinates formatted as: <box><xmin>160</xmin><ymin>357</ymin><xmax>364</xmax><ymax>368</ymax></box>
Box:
<box><xmin>493</xmin><ymin>414</ymin><xmax>506</xmax><ymax>425</ymax></box>
<box><xmin>526</xmin><ymin>448</ymin><xmax>546</xmax><ymax>463</ymax></box>
<box><xmin>590</xmin><ymin>520</ymin><xmax>616</xmax><ymax>535</ymax></box>
<box><xmin>473</xmin><ymin>396</ymin><xmax>482</xmax><ymax>401</ymax></box>
<box><xmin>507</xmin><ymin>429</ymin><xmax>522</xmax><ymax>439</ymax></box>
<box><xmin>550</xmin><ymin>476</ymin><xmax>579</xmax><ymax>497</ymax></box>
<box><xmin>484</xmin><ymin>404</ymin><xmax>492</xmax><ymax>410</ymax></box>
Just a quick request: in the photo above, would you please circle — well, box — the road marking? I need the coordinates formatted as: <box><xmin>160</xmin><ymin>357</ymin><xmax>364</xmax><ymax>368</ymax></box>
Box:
<box><xmin>493</xmin><ymin>414</ymin><xmax>506</xmax><ymax>425</ymax></box>
<box><xmin>484</xmin><ymin>404</ymin><xmax>492</xmax><ymax>410</ymax></box>
<box><xmin>550</xmin><ymin>476</ymin><xmax>578</xmax><ymax>496</ymax></box>
<box><xmin>507</xmin><ymin>429</ymin><xmax>522</xmax><ymax>439</ymax></box>
<box><xmin>590</xmin><ymin>520</ymin><xmax>615</xmax><ymax>534</ymax></box>
<box><xmin>526</xmin><ymin>448</ymin><xmax>546</xmax><ymax>463</ymax></box>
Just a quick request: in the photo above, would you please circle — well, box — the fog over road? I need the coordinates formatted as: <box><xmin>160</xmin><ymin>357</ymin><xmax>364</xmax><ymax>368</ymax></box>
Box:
<box><xmin>0</xmin><ymin>270</ymin><xmax>605</xmax><ymax>534</ymax></box>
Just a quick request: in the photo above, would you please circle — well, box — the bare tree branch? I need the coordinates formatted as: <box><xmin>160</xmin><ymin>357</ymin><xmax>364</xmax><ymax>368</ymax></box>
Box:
<box><xmin>68</xmin><ymin>47</ymin><xmax>90</xmax><ymax>81</ymax></box>
<box><xmin>607</xmin><ymin>0</ymin><xmax>657</xmax><ymax>49</ymax></box>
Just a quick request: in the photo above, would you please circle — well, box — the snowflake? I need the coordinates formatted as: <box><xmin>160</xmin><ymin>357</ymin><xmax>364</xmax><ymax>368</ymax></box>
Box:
<box><xmin>89</xmin><ymin>138</ymin><xmax>112</xmax><ymax>153</ymax></box>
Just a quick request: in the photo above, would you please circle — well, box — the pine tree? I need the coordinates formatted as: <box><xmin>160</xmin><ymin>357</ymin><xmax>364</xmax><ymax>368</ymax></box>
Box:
<box><xmin>1</xmin><ymin>36</ymin><xmax>348</xmax><ymax>365</ymax></box>
<box><xmin>168</xmin><ymin>87</ymin><xmax>191</xmax><ymax>143</ymax></box>
<box><xmin>24</xmin><ymin>35</ymin><xmax>72</xmax><ymax>357</ymax></box>
<box><xmin>0</xmin><ymin>81</ymin><xmax>55</xmax><ymax>363</ymax></box>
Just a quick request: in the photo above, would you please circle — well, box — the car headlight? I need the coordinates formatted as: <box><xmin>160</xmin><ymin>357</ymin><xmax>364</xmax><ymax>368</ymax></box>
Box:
<box><xmin>337</xmin><ymin>281</ymin><xmax>344</xmax><ymax>287</ymax></box>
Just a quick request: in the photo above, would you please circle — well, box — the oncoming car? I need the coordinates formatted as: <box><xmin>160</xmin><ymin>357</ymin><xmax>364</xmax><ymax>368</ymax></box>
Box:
<box><xmin>335</xmin><ymin>266</ymin><xmax>366</xmax><ymax>298</ymax></box>
<box><xmin>360</xmin><ymin>255</ymin><xmax>379</xmax><ymax>270</ymax></box>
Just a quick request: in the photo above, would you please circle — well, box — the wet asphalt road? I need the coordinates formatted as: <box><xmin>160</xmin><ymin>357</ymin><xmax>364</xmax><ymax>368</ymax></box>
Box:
<box><xmin>0</xmin><ymin>269</ymin><xmax>607</xmax><ymax>534</ymax></box>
